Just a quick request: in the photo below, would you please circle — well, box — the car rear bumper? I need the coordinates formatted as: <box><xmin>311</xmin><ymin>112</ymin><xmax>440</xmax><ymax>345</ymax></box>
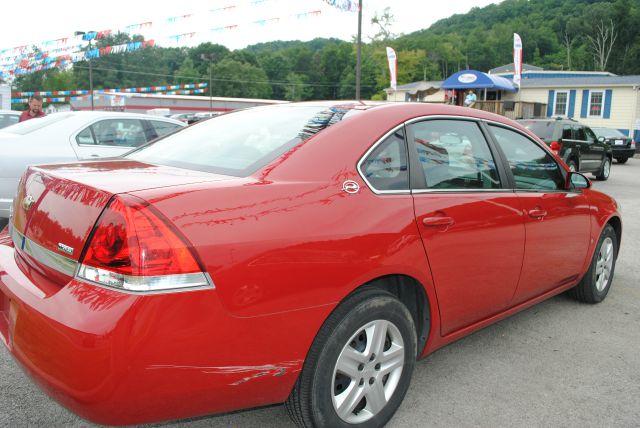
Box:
<box><xmin>0</xmin><ymin>229</ymin><xmax>318</xmax><ymax>425</ymax></box>
<box><xmin>610</xmin><ymin>148</ymin><xmax>635</xmax><ymax>158</ymax></box>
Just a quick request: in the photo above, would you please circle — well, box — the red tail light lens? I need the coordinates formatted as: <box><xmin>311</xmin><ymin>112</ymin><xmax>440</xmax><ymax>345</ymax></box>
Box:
<box><xmin>549</xmin><ymin>141</ymin><xmax>562</xmax><ymax>156</ymax></box>
<box><xmin>77</xmin><ymin>194</ymin><xmax>212</xmax><ymax>292</ymax></box>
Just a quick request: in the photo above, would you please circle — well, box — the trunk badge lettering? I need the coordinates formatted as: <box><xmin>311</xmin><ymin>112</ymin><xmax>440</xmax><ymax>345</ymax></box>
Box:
<box><xmin>58</xmin><ymin>243</ymin><xmax>74</xmax><ymax>256</ymax></box>
<box><xmin>22</xmin><ymin>195</ymin><xmax>36</xmax><ymax>211</ymax></box>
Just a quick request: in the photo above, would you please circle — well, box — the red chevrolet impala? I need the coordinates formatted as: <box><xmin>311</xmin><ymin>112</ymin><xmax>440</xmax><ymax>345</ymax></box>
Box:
<box><xmin>0</xmin><ymin>102</ymin><xmax>621</xmax><ymax>427</ymax></box>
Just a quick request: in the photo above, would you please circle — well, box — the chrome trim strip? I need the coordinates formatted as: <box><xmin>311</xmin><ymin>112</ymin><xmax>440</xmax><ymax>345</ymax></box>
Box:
<box><xmin>356</xmin><ymin>123</ymin><xmax>411</xmax><ymax>195</ymax></box>
<box><xmin>411</xmin><ymin>189</ymin><xmax>515</xmax><ymax>194</ymax></box>
<box><xmin>22</xmin><ymin>234</ymin><xmax>78</xmax><ymax>277</ymax></box>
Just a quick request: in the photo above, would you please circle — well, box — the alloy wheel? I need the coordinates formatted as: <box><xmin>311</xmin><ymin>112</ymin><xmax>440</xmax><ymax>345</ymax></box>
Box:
<box><xmin>595</xmin><ymin>237</ymin><xmax>614</xmax><ymax>292</ymax></box>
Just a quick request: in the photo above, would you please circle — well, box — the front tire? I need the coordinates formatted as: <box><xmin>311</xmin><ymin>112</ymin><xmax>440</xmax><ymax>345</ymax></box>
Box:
<box><xmin>286</xmin><ymin>288</ymin><xmax>417</xmax><ymax>428</ymax></box>
<box><xmin>570</xmin><ymin>224</ymin><xmax>617</xmax><ymax>303</ymax></box>
<box><xmin>594</xmin><ymin>157</ymin><xmax>611</xmax><ymax>181</ymax></box>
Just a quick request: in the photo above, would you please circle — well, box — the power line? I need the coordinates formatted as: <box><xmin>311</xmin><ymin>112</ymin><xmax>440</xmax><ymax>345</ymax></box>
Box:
<box><xmin>72</xmin><ymin>65</ymin><xmax>376</xmax><ymax>89</ymax></box>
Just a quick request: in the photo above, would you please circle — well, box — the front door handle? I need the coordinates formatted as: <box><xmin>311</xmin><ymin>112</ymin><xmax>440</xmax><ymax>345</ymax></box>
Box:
<box><xmin>422</xmin><ymin>216</ymin><xmax>454</xmax><ymax>227</ymax></box>
<box><xmin>528</xmin><ymin>209</ymin><xmax>547</xmax><ymax>219</ymax></box>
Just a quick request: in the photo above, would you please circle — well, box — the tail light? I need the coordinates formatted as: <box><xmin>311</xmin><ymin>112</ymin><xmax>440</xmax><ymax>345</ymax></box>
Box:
<box><xmin>76</xmin><ymin>194</ymin><xmax>212</xmax><ymax>292</ymax></box>
<box><xmin>549</xmin><ymin>141</ymin><xmax>562</xmax><ymax>156</ymax></box>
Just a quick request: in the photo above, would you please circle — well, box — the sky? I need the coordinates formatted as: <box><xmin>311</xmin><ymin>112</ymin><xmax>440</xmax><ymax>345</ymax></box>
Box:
<box><xmin>1</xmin><ymin>0</ymin><xmax>502</xmax><ymax>52</ymax></box>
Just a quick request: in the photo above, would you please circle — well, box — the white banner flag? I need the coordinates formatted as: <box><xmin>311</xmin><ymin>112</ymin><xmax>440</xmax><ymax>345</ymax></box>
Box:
<box><xmin>386</xmin><ymin>47</ymin><xmax>397</xmax><ymax>91</ymax></box>
<box><xmin>513</xmin><ymin>33</ymin><xmax>523</xmax><ymax>87</ymax></box>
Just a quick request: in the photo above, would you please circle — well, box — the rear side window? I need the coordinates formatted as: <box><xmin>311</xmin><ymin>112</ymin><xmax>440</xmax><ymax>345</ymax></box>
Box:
<box><xmin>408</xmin><ymin>120</ymin><xmax>501</xmax><ymax>190</ymax></box>
<box><xmin>561</xmin><ymin>125</ymin><xmax>572</xmax><ymax>140</ymax></box>
<box><xmin>490</xmin><ymin>125</ymin><xmax>564</xmax><ymax>191</ymax></box>
<box><xmin>360</xmin><ymin>128</ymin><xmax>408</xmax><ymax>192</ymax></box>
<box><xmin>519</xmin><ymin>121</ymin><xmax>555</xmax><ymax>141</ymax></box>
<box><xmin>150</xmin><ymin>120</ymin><xmax>183</xmax><ymax>138</ymax></box>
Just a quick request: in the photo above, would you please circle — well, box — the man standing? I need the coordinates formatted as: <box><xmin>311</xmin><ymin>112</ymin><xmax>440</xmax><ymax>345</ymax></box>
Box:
<box><xmin>19</xmin><ymin>95</ymin><xmax>45</xmax><ymax>122</ymax></box>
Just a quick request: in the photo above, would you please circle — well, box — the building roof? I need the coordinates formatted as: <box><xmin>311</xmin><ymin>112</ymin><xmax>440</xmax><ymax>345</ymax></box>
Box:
<box><xmin>386</xmin><ymin>80</ymin><xmax>442</xmax><ymax>95</ymax></box>
<box><xmin>489</xmin><ymin>63</ymin><xmax>544</xmax><ymax>74</ymax></box>
<box><xmin>520</xmin><ymin>75</ymin><xmax>640</xmax><ymax>88</ymax></box>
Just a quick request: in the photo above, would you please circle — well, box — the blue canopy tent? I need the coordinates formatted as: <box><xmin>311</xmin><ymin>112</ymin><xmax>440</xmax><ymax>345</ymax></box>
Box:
<box><xmin>442</xmin><ymin>70</ymin><xmax>518</xmax><ymax>92</ymax></box>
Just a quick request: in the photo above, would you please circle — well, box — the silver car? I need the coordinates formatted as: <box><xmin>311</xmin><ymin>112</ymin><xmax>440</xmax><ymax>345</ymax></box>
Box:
<box><xmin>0</xmin><ymin>111</ymin><xmax>185</xmax><ymax>221</ymax></box>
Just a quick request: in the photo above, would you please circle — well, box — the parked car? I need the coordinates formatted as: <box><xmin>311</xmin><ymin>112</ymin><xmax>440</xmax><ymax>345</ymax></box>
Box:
<box><xmin>0</xmin><ymin>111</ymin><xmax>185</xmax><ymax>221</ymax></box>
<box><xmin>0</xmin><ymin>110</ymin><xmax>20</xmax><ymax>129</ymax></box>
<box><xmin>517</xmin><ymin>118</ymin><xmax>613</xmax><ymax>180</ymax></box>
<box><xmin>591</xmin><ymin>127</ymin><xmax>636</xmax><ymax>164</ymax></box>
<box><xmin>0</xmin><ymin>102</ymin><xmax>621</xmax><ymax>427</ymax></box>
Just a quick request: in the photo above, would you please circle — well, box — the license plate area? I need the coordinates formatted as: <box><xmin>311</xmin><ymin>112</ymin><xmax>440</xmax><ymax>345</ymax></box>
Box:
<box><xmin>614</xmin><ymin>139</ymin><xmax>624</xmax><ymax>145</ymax></box>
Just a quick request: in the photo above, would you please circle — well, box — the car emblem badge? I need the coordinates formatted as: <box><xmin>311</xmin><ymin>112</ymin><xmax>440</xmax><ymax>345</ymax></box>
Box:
<box><xmin>57</xmin><ymin>243</ymin><xmax>74</xmax><ymax>256</ymax></box>
<box><xmin>342</xmin><ymin>180</ymin><xmax>360</xmax><ymax>194</ymax></box>
<box><xmin>22</xmin><ymin>194</ymin><xmax>36</xmax><ymax>211</ymax></box>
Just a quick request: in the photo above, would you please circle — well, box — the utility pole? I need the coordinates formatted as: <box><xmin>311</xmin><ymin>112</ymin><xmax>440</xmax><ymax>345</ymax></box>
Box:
<box><xmin>356</xmin><ymin>0</ymin><xmax>363</xmax><ymax>100</ymax></box>
<box><xmin>75</xmin><ymin>31</ymin><xmax>95</xmax><ymax>110</ymax></box>
<box><xmin>200</xmin><ymin>53</ymin><xmax>215</xmax><ymax>111</ymax></box>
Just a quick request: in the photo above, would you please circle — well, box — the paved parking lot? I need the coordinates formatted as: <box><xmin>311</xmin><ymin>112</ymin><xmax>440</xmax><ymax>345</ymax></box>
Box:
<box><xmin>1</xmin><ymin>159</ymin><xmax>639</xmax><ymax>427</ymax></box>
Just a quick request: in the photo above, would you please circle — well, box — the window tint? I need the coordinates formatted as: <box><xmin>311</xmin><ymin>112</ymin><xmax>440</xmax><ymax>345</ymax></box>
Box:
<box><xmin>518</xmin><ymin>120</ymin><xmax>554</xmax><ymax>141</ymax></box>
<box><xmin>584</xmin><ymin>127</ymin><xmax>597</xmax><ymax>143</ymax></box>
<box><xmin>490</xmin><ymin>125</ymin><xmax>564</xmax><ymax>191</ymax></box>
<box><xmin>150</xmin><ymin>120</ymin><xmax>183</xmax><ymax>138</ymax></box>
<box><xmin>409</xmin><ymin>120</ymin><xmax>500</xmax><ymax>190</ymax></box>
<box><xmin>91</xmin><ymin>119</ymin><xmax>146</xmax><ymax>147</ymax></box>
<box><xmin>76</xmin><ymin>127</ymin><xmax>95</xmax><ymax>144</ymax></box>
<box><xmin>573</xmin><ymin>125</ymin><xmax>586</xmax><ymax>141</ymax></box>
<box><xmin>561</xmin><ymin>125</ymin><xmax>572</xmax><ymax>140</ymax></box>
<box><xmin>360</xmin><ymin>129</ymin><xmax>408</xmax><ymax>191</ymax></box>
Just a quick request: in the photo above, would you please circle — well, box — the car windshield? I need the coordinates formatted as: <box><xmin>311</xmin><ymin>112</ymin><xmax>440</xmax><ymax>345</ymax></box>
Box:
<box><xmin>591</xmin><ymin>128</ymin><xmax>626</xmax><ymax>138</ymax></box>
<box><xmin>518</xmin><ymin>120</ymin><xmax>555</xmax><ymax>140</ymax></box>
<box><xmin>127</xmin><ymin>104</ymin><xmax>361</xmax><ymax>176</ymax></box>
<box><xmin>1</xmin><ymin>113</ymin><xmax>74</xmax><ymax>135</ymax></box>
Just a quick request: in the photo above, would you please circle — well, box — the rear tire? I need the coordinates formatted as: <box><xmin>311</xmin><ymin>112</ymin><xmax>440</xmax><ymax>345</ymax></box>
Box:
<box><xmin>595</xmin><ymin>157</ymin><xmax>611</xmax><ymax>181</ymax></box>
<box><xmin>615</xmin><ymin>157</ymin><xmax>628</xmax><ymax>164</ymax></box>
<box><xmin>286</xmin><ymin>288</ymin><xmax>417</xmax><ymax>428</ymax></box>
<box><xmin>570</xmin><ymin>224</ymin><xmax>617</xmax><ymax>303</ymax></box>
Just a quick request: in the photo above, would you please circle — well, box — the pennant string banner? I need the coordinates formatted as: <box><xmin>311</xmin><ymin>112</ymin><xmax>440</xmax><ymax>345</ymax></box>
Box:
<box><xmin>0</xmin><ymin>0</ymin><xmax>329</xmax><ymax>79</ymax></box>
<box><xmin>11</xmin><ymin>88</ymin><xmax>207</xmax><ymax>104</ymax></box>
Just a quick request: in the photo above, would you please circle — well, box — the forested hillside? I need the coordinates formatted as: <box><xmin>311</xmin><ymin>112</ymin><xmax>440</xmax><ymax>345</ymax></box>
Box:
<box><xmin>12</xmin><ymin>0</ymin><xmax>640</xmax><ymax>102</ymax></box>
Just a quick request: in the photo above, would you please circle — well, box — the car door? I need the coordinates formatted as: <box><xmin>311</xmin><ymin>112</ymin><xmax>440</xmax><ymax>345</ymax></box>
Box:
<box><xmin>573</xmin><ymin>125</ymin><xmax>601</xmax><ymax>172</ymax></box>
<box><xmin>72</xmin><ymin>118</ymin><xmax>148</xmax><ymax>160</ymax></box>
<box><xmin>487</xmin><ymin>124</ymin><xmax>591</xmax><ymax>304</ymax></box>
<box><xmin>583</xmin><ymin>126</ymin><xmax>608</xmax><ymax>170</ymax></box>
<box><xmin>407</xmin><ymin>119</ymin><xmax>525</xmax><ymax>336</ymax></box>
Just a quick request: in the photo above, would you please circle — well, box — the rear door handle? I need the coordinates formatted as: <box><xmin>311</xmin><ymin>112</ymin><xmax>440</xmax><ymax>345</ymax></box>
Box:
<box><xmin>528</xmin><ymin>209</ymin><xmax>547</xmax><ymax>219</ymax></box>
<box><xmin>422</xmin><ymin>217</ymin><xmax>454</xmax><ymax>227</ymax></box>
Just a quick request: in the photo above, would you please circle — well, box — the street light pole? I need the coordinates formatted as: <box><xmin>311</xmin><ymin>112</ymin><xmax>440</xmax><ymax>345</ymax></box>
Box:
<box><xmin>75</xmin><ymin>31</ymin><xmax>95</xmax><ymax>111</ymax></box>
<box><xmin>356</xmin><ymin>0</ymin><xmax>363</xmax><ymax>100</ymax></box>
<box><xmin>200</xmin><ymin>53</ymin><xmax>215</xmax><ymax>111</ymax></box>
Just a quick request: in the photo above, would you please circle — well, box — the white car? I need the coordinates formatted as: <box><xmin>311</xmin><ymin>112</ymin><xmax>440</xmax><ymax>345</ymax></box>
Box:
<box><xmin>0</xmin><ymin>110</ymin><xmax>20</xmax><ymax>129</ymax></box>
<box><xmin>0</xmin><ymin>111</ymin><xmax>186</xmax><ymax>221</ymax></box>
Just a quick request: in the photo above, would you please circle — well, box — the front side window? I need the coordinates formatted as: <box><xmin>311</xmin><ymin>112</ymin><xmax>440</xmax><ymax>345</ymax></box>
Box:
<box><xmin>589</xmin><ymin>91</ymin><xmax>604</xmax><ymax>117</ymax></box>
<box><xmin>409</xmin><ymin>120</ymin><xmax>500</xmax><ymax>190</ymax></box>
<box><xmin>90</xmin><ymin>119</ymin><xmax>146</xmax><ymax>147</ymax></box>
<box><xmin>360</xmin><ymin>129</ymin><xmax>408</xmax><ymax>191</ymax></box>
<box><xmin>554</xmin><ymin>91</ymin><xmax>568</xmax><ymax>116</ymax></box>
<box><xmin>490</xmin><ymin>125</ymin><xmax>564</xmax><ymax>191</ymax></box>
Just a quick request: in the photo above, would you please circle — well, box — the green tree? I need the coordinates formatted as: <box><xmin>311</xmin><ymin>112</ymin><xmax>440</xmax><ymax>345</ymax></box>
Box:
<box><xmin>211</xmin><ymin>59</ymin><xmax>272</xmax><ymax>98</ymax></box>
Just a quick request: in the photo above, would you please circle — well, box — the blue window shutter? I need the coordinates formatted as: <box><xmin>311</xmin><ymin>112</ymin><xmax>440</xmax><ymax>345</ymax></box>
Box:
<box><xmin>581</xmin><ymin>90</ymin><xmax>589</xmax><ymax>118</ymax></box>
<box><xmin>603</xmin><ymin>89</ymin><xmax>613</xmax><ymax>118</ymax></box>
<box><xmin>568</xmin><ymin>90</ymin><xmax>576</xmax><ymax>118</ymax></box>
<box><xmin>547</xmin><ymin>90</ymin><xmax>555</xmax><ymax>117</ymax></box>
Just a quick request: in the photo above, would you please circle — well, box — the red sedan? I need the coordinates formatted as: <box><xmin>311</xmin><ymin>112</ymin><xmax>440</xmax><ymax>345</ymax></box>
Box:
<box><xmin>0</xmin><ymin>102</ymin><xmax>621</xmax><ymax>427</ymax></box>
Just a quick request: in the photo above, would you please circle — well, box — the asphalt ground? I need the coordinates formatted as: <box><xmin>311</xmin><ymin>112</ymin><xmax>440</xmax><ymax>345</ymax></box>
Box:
<box><xmin>1</xmin><ymin>159</ymin><xmax>639</xmax><ymax>427</ymax></box>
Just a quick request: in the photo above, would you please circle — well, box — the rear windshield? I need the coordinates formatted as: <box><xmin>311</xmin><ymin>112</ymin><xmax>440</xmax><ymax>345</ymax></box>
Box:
<box><xmin>2</xmin><ymin>113</ymin><xmax>74</xmax><ymax>135</ymax></box>
<box><xmin>127</xmin><ymin>104</ymin><xmax>360</xmax><ymax>176</ymax></box>
<box><xmin>591</xmin><ymin>128</ymin><xmax>626</xmax><ymax>138</ymax></box>
<box><xmin>518</xmin><ymin>121</ymin><xmax>555</xmax><ymax>140</ymax></box>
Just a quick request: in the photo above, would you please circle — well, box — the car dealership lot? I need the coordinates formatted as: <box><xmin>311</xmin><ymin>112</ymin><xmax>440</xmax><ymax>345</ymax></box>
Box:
<box><xmin>1</xmin><ymin>160</ymin><xmax>638</xmax><ymax>428</ymax></box>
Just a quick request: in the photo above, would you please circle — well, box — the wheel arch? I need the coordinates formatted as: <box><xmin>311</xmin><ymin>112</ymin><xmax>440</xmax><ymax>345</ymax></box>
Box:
<box><xmin>350</xmin><ymin>274</ymin><xmax>432</xmax><ymax>358</ymax></box>
<box><xmin>607</xmin><ymin>215</ymin><xmax>622</xmax><ymax>254</ymax></box>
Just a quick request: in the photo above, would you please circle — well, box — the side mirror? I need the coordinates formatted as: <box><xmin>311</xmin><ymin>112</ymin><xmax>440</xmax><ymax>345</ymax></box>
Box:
<box><xmin>598</xmin><ymin>136</ymin><xmax>606</xmax><ymax>143</ymax></box>
<box><xmin>567</xmin><ymin>171</ymin><xmax>591</xmax><ymax>190</ymax></box>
